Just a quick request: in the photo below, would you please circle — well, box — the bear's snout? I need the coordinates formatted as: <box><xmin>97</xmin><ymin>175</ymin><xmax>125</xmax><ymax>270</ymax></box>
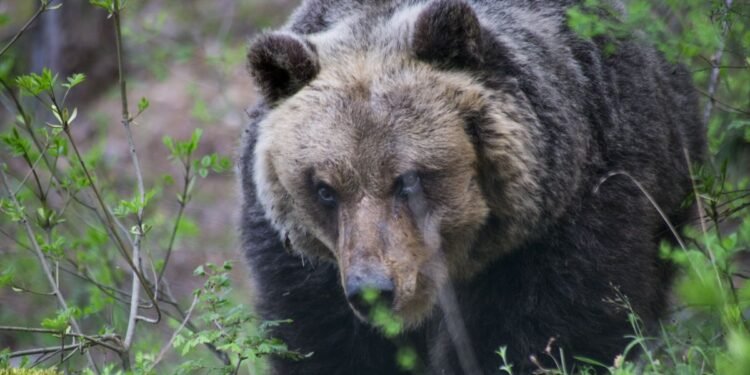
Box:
<box><xmin>344</xmin><ymin>269</ymin><xmax>395</xmax><ymax>318</ymax></box>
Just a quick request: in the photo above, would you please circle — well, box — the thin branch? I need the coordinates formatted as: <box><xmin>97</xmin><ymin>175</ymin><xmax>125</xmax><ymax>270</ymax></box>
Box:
<box><xmin>10</xmin><ymin>344</ymin><xmax>77</xmax><ymax>358</ymax></box>
<box><xmin>0</xmin><ymin>1</ymin><xmax>50</xmax><ymax>58</ymax></box>
<box><xmin>157</xmin><ymin>165</ymin><xmax>192</xmax><ymax>285</ymax></box>
<box><xmin>9</xmin><ymin>284</ymin><xmax>55</xmax><ymax>296</ymax></box>
<box><xmin>696</xmin><ymin>88</ymin><xmax>750</xmax><ymax>116</ymax></box>
<box><xmin>702</xmin><ymin>0</ymin><xmax>734</xmax><ymax>126</ymax></box>
<box><xmin>148</xmin><ymin>295</ymin><xmax>199</xmax><ymax>371</ymax></box>
<box><xmin>109</xmin><ymin>0</ymin><xmax>149</xmax><ymax>350</ymax></box>
<box><xmin>13</xmin><ymin>146</ymin><xmax>48</xmax><ymax>201</ymax></box>
<box><xmin>161</xmin><ymin>282</ymin><xmax>231</xmax><ymax>365</ymax></box>
<box><xmin>691</xmin><ymin>65</ymin><xmax>748</xmax><ymax>73</ymax></box>
<box><xmin>62</xmin><ymin>124</ymin><xmax>161</xmax><ymax>323</ymax></box>
<box><xmin>0</xmin><ymin>169</ymin><xmax>100</xmax><ymax>373</ymax></box>
<box><xmin>0</xmin><ymin>326</ymin><xmax>123</xmax><ymax>354</ymax></box>
<box><xmin>0</xmin><ymin>224</ymin><xmax>32</xmax><ymax>251</ymax></box>
<box><xmin>59</xmin><ymin>264</ymin><xmax>151</xmax><ymax>307</ymax></box>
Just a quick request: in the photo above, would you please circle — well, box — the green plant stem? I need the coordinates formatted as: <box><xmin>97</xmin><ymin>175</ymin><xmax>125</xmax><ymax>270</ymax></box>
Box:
<box><xmin>157</xmin><ymin>163</ymin><xmax>192</xmax><ymax>286</ymax></box>
<box><xmin>0</xmin><ymin>170</ymin><xmax>100</xmax><ymax>373</ymax></box>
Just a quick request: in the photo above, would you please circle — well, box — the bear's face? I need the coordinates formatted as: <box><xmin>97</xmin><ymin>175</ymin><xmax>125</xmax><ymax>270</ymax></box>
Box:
<box><xmin>254</xmin><ymin>57</ymin><xmax>495</xmax><ymax>325</ymax></box>
<box><xmin>248</xmin><ymin>0</ymin><xmax>542</xmax><ymax>328</ymax></box>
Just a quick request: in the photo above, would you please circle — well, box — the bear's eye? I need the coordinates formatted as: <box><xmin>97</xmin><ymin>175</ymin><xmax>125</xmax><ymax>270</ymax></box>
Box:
<box><xmin>316</xmin><ymin>184</ymin><xmax>337</xmax><ymax>207</ymax></box>
<box><xmin>397</xmin><ymin>171</ymin><xmax>421</xmax><ymax>198</ymax></box>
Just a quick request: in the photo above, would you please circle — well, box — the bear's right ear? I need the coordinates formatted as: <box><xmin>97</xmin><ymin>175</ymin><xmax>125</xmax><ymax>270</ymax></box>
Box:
<box><xmin>247</xmin><ymin>33</ymin><xmax>320</xmax><ymax>103</ymax></box>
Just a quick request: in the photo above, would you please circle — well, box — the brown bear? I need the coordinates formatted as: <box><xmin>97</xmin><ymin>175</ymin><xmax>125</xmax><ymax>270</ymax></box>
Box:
<box><xmin>239</xmin><ymin>0</ymin><xmax>705</xmax><ymax>373</ymax></box>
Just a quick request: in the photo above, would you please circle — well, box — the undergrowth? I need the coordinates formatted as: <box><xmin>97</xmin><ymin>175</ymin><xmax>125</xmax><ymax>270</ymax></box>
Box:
<box><xmin>1</xmin><ymin>1</ymin><xmax>299</xmax><ymax>374</ymax></box>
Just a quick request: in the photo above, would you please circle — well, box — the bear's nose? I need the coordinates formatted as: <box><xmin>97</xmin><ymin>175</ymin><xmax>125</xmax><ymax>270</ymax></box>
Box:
<box><xmin>345</xmin><ymin>273</ymin><xmax>395</xmax><ymax>318</ymax></box>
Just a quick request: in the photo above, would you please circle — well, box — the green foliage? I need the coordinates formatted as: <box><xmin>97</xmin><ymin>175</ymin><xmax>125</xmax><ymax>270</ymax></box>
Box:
<box><xmin>15</xmin><ymin>68</ymin><xmax>57</xmax><ymax>97</ymax></box>
<box><xmin>164</xmin><ymin>262</ymin><xmax>306</xmax><ymax>375</ymax></box>
<box><xmin>89</xmin><ymin>0</ymin><xmax>126</xmax><ymax>15</ymax></box>
<box><xmin>40</xmin><ymin>308</ymin><xmax>79</xmax><ymax>332</ymax></box>
<box><xmin>0</xmin><ymin>1</ymin><xmax>288</xmax><ymax>373</ymax></box>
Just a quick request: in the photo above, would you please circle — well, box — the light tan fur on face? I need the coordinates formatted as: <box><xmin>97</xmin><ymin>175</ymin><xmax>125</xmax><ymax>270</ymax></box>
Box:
<box><xmin>253</xmin><ymin>7</ymin><xmax>542</xmax><ymax>327</ymax></box>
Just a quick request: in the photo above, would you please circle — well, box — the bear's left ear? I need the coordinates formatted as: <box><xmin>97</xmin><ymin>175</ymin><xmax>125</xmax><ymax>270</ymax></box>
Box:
<box><xmin>412</xmin><ymin>0</ymin><xmax>483</xmax><ymax>67</ymax></box>
<box><xmin>247</xmin><ymin>32</ymin><xmax>320</xmax><ymax>103</ymax></box>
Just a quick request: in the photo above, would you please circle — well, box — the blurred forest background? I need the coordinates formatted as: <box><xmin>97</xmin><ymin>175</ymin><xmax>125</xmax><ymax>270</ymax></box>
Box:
<box><xmin>0</xmin><ymin>0</ymin><xmax>749</xmax><ymax>374</ymax></box>
<box><xmin>0</xmin><ymin>0</ymin><xmax>299</xmax><ymax>373</ymax></box>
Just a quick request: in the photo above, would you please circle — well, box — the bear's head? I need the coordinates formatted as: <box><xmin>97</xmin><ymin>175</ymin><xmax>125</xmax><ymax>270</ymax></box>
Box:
<box><xmin>247</xmin><ymin>0</ymin><xmax>544</xmax><ymax>328</ymax></box>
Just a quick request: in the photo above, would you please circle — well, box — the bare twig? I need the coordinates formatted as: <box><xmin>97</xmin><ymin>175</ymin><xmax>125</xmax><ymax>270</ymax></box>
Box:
<box><xmin>696</xmin><ymin>88</ymin><xmax>750</xmax><ymax>116</ymax></box>
<box><xmin>9</xmin><ymin>284</ymin><xmax>55</xmax><ymax>296</ymax></box>
<box><xmin>160</xmin><ymin>282</ymin><xmax>231</xmax><ymax>365</ymax></box>
<box><xmin>0</xmin><ymin>169</ymin><xmax>100</xmax><ymax>373</ymax></box>
<box><xmin>59</xmin><ymin>264</ymin><xmax>152</xmax><ymax>307</ymax></box>
<box><xmin>148</xmin><ymin>295</ymin><xmax>200</xmax><ymax>371</ymax></box>
<box><xmin>0</xmin><ymin>1</ymin><xmax>52</xmax><ymax>58</ymax></box>
<box><xmin>109</xmin><ymin>0</ymin><xmax>150</xmax><ymax>350</ymax></box>
<box><xmin>0</xmin><ymin>326</ymin><xmax>123</xmax><ymax>354</ymax></box>
<box><xmin>702</xmin><ymin>0</ymin><xmax>734</xmax><ymax>126</ymax></box>
<box><xmin>10</xmin><ymin>344</ymin><xmax>77</xmax><ymax>358</ymax></box>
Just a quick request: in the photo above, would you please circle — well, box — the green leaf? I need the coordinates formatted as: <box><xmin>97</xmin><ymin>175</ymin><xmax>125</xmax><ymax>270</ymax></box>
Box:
<box><xmin>138</xmin><ymin>97</ymin><xmax>150</xmax><ymax>113</ymax></box>
<box><xmin>163</xmin><ymin>135</ymin><xmax>175</xmax><ymax>155</ymax></box>
<box><xmin>62</xmin><ymin>73</ymin><xmax>86</xmax><ymax>89</ymax></box>
<box><xmin>41</xmin><ymin>308</ymin><xmax>76</xmax><ymax>332</ymax></box>
<box><xmin>193</xmin><ymin>265</ymin><xmax>206</xmax><ymax>276</ymax></box>
<box><xmin>89</xmin><ymin>0</ymin><xmax>115</xmax><ymax>13</ymax></box>
<box><xmin>1</xmin><ymin>128</ymin><xmax>32</xmax><ymax>157</ymax></box>
<box><xmin>0</xmin><ymin>267</ymin><xmax>14</xmax><ymax>287</ymax></box>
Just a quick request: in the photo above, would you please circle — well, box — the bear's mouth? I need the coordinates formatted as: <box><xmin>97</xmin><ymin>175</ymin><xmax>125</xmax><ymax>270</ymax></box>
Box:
<box><xmin>344</xmin><ymin>271</ymin><xmax>439</xmax><ymax>332</ymax></box>
<box><xmin>346</xmin><ymin>287</ymin><xmax>397</xmax><ymax>323</ymax></box>
<box><xmin>346</xmin><ymin>290</ymin><xmax>415</xmax><ymax>335</ymax></box>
